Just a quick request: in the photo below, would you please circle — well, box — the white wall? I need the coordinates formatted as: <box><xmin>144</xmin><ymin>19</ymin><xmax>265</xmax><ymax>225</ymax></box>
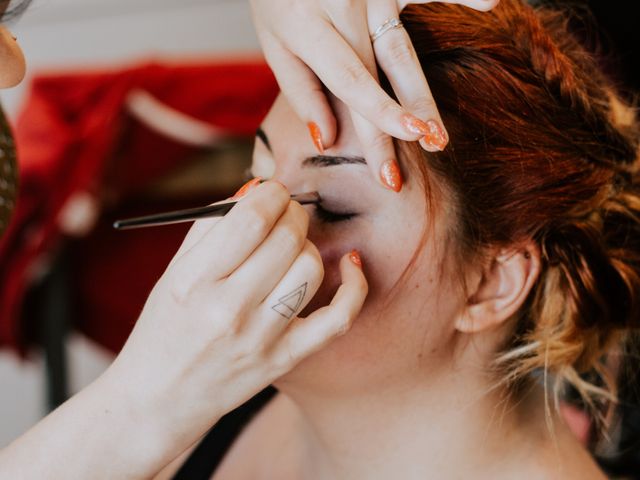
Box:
<box><xmin>0</xmin><ymin>0</ymin><xmax>262</xmax><ymax>447</ymax></box>
<box><xmin>1</xmin><ymin>0</ymin><xmax>262</xmax><ymax>115</ymax></box>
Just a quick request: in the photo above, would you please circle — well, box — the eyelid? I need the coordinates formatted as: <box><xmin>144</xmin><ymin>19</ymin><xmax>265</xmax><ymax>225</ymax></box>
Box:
<box><xmin>314</xmin><ymin>203</ymin><xmax>356</xmax><ymax>223</ymax></box>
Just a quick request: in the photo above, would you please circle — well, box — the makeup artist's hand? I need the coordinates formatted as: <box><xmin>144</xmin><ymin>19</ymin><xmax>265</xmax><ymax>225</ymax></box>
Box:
<box><xmin>106</xmin><ymin>179</ymin><xmax>367</xmax><ymax>460</ymax></box>
<box><xmin>249</xmin><ymin>0</ymin><xmax>498</xmax><ymax>191</ymax></box>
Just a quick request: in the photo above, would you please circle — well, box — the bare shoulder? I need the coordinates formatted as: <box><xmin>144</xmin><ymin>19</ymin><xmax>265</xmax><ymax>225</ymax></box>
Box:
<box><xmin>508</xmin><ymin>424</ymin><xmax>608</xmax><ymax>480</ymax></box>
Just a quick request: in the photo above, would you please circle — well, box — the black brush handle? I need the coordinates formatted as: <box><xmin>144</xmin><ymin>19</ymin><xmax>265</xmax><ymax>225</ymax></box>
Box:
<box><xmin>113</xmin><ymin>191</ymin><xmax>320</xmax><ymax>230</ymax></box>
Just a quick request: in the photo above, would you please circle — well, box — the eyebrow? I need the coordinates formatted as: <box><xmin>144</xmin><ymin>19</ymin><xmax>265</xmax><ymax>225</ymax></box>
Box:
<box><xmin>301</xmin><ymin>155</ymin><xmax>366</xmax><ymax>168</ymax></box>
<box><xmin>255</xmin><ymin>126</ymin><xmax>367</xmax><ymax>168</ymax></box>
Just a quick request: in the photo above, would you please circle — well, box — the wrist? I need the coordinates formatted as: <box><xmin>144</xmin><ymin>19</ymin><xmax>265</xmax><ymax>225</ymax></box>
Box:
<box><xmin>95</xmin><ymin>356</ymin><xmax>223</xmax><ymax>472</ymax></box>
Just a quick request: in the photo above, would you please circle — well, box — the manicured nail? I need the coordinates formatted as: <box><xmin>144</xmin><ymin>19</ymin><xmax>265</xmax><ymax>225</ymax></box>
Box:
<box><xmin>379</xmin><ymin>159</ymin><xmax>403</xmax><ymax>192</ymax></box>
<box><xmin>230</xmin><ymin>176</ymin><xmax>262</xmax><ymax>200</ymax></box>
<box><xmin>401</xmin><ymin>113</ymin><xmax>432</xmax><ymax>136</ymax></box>
<box><xmin>422</xmin><ymin>120</ymin><xmax>448</xmax><ymax>151</ymax></box>
<box><xmin>349</xmin><ymin>249</ymin><xmax>362</xmax><ymax>267</ymax></box>
<box><xmin>307</xmin><ymin>122</ymin><xmax>324</xmax><ymax>154</ymax></box>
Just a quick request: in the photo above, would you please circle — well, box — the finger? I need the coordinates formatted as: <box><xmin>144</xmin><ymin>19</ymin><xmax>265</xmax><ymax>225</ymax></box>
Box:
<box><xmin>168</xmin><ymin>216</ymin><xmax>222</xmax><ymax>270</ymax></box>
<box><xmin>250</xmin><ymin>240</ymin><xmax>324</xmax><ymax>346</ymax></box>
<box><xmin>352</xmin><ymin>111</ymin><xmax>404</xmax><ymax>192</ymax></box>
<box><xmin>254</xmin><ymin>20</ymin><xmax>337</xmax><ymax>152</ymax></box>
<box><xmin>168</xmin><ymin>177</ymin><xmax>263</xmax><ymax>269</ymax></box>
<box><xmin>286</xmin><ymin>20</ymin><xmax>429</xmax><ymax>142</ymax></box>
<box><xmin>270</xmin><ymin>250</ymin><xmax>367</xmax><ymax>372</ymax></box>
<box><xmin>225</xmin><ymin>200</ymin><xmax>309</xmax><ymax>307</ymax></box>
<box><xmin>368</xmin><ymin>2</ymin><xmax>448</xmax><ymax>153</ymax></box>
<box><xmin>404</xmin><ymin>0</ymin><xmax>499</xmax><ymax>12</ymax></box>
<box><xmin>174</xmin><ymin>181</ymin><xmax>290</xmax><ymax>283</ymax></box>
<box><xmin>327</xmin><ymin>3</ymin><xmax>404</xmax><ymax>192</ymax></box>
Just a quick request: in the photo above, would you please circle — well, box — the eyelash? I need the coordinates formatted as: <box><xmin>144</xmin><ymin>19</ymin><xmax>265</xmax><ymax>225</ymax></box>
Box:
<box><xmin>242</xmin><ymin>172</ymin><xmax>355</xmax><ymax>223</ymax></box>
<box><xmin>314</xmin><ymin>204</ymin><xmax>356</xmax><ymax>224</ymax></box>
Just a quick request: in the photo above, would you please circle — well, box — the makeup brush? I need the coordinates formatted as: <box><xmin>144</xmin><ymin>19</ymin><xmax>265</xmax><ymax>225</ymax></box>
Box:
<box><xmin>113</xmin><ymin>191</ymin><xmax>320</xmax><ymax>230</ymax></box>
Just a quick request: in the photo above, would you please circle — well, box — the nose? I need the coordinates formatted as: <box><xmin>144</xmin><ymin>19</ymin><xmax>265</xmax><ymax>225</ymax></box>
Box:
<box><xmin>0</xmin><ymin>26</ymin><xmax>26</xmax><ymax>88</ymax></box>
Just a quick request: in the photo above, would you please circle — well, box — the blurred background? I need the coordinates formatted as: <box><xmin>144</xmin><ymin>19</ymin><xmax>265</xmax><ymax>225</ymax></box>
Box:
<box><xmin>0</xmin><ymin>0</ymin><xmax>637</xmax><ymax>477</ymax></box>
<box><xmin>0</xmin><ymin>0</ymin><xmax>274</xmax><ymax>447</ymax></box>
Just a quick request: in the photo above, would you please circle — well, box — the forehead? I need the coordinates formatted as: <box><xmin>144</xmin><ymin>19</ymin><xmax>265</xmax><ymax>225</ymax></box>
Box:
<box><xmin>263</xmin><ymin>93</ymin><xmax>360</xmax><ymax>153</ymax></box>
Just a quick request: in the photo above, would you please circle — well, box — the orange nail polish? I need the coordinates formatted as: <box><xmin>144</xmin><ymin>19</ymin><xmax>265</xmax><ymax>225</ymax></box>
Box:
<box><xmin>379</xmin><ymin>160</ymin><xmax>403</xmax><ymax>192</ymax></box>
<box><xmin>422</xmin><ymin>120</ymin><xmax>448</xmax><ymax>151</ymax></box>
<box><xmin>349</xmin><ymin>249</ymin><xmax>362</xmax><ymax>267</ymax></box>
<box><xmin>230</xmin><ymin>176</ymin><xmax>262</xmax><ymax>200</ymax></box>
<box><xmin>307</xmin><ymin>122</ymin><xmax>324</xmax><ymax>154</ymax></box>
<box><xmin>401</xmin><ymin>113</ymin><xmax>431</xmax><ymax>136</ymax></box>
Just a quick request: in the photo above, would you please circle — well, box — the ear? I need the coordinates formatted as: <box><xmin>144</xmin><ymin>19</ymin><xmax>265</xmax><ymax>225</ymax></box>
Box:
<box><xmin>455</xmin><ymin>243</ymin><xmax>541</xmax><ymax>333</ymax></box>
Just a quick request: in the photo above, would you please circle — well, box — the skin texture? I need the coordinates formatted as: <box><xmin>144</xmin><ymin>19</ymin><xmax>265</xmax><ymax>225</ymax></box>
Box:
<box><xmin>196</xmin><ymin>93</ymin><xmax>608</xmax><ymax>480</ymax></box>
<box><xmin>0</xmin><ymin>26</ymin><xmax>25</xmax><ymax>88</ymax></box>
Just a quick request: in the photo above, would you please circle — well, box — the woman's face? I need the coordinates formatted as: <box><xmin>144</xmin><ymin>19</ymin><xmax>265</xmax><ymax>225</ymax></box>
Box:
<box><xmin>253</xmin><ymin>94</ymin><xmax>467</xmax><ymax>395</ymax></box>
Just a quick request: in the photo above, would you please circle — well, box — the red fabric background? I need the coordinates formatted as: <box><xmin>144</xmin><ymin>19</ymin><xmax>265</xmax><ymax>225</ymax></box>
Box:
<box><xmin>0</xmin><ymin>60</ymin><xmax>279</xmax><ymax>353</ymax></box>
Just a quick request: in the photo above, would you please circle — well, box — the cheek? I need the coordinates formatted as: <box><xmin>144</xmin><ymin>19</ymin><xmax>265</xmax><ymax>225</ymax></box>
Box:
<box><xmin>299</xmin><ymin>221</ymin><xmax>363</xmax><ymax>316</ymax></box>
<box><xmin>286</xmin><ymin>233</ymin><xmax>462</xmax><ymax>393</ymax></box>
<box><xmin>299</xmin><ymin>216</ymin><xmax>421</xmax><ymax>318</ymax></box>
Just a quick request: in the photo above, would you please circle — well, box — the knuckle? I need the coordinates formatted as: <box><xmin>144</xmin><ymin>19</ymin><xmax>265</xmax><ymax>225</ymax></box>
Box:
<box><xmin>244</xmin><ymin>207</ymin><xmax>271</xmax><ymax>237</ymax></box>
<box><xmin>375</xmin><ymin>98</ymin><xmax>401</xmax><ymax>121</ymax></box>
<box><xmin>411</xmin><ymin>96</ymin><xmax>438</xmax><ymax>116</ymax></box>
<box><xmin>279</xmin><ymin>224</ymin><xmax>305</xmax><ymax>251</ymax></box>
<box><xmin>169</xmin><ymin>281</ymin><xmax>191</xmax><ymax>306</ymax></box>
<box><xmin>219</xmin><ymin>281</ymin><xmax>252</xmax><ymax>318</ymax></box>
<box><xmin>290</xmin><ymin>201</ymin><xmax>310</xmax><ymax>233</ymax></box>
<box><xmin>274</xmin><ymin>341</ymin><xmax>296</xmax><ymax>372</ymax></box>
<box><xmin>356</xmin><ymin>274</ymin><xmax>369</xmax><ymax>295</ymax></box>
<box><xmin>338</xmin><ymin>61</ymin><xmax>372</xmax><ymax>88</ymax></box>
<box><xmin>328</xmin><ymin>0</ymin><xmax>359</xmax><ymax>14</ymax></box>
<box><xmin>367</xmin><ymin>131</ymin><xmax>393</xmax><ymax>153</ymax></box>
<box><xmin>382</xmin><ymin>36</ymin><xmax>417</xmax><ymax>67</ymax></box>
<box><xmin>267</xmin><ymin>179</ymin><xmax>290</xmax><ymax>197</ymax></box>
<box><xmin>304</xmin><ymin>239</ymin><xmax>322</xmax><ymax>262</ymax></box>
<box><xmin>302</xmin><ymin>241</ymin><xmax>324</xmax><ymax>276</ymax></box>
<box><xmin>335</xmin><ymin>313</ymin><xmax>353</xmax><ymax>336</ymax></box>
<box><xmin>233</xmin><ymin>337</ymin><xmax>258</xmax><ymax>361</ymax></box>
<box><xmin>166</xmin><ymin>265</ymin><xmax>195</xmax><ymax>306</ymax></box>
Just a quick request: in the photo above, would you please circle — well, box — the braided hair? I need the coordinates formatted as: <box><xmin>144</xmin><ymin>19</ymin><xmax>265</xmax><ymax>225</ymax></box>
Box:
<box><xmin>396</xmin><ymin>0</ymin><xmax>640</xmax><ymax>439</ymax></box>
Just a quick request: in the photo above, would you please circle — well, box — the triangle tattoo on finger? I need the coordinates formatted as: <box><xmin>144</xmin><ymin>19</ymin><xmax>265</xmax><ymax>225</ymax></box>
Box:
<box><xmin>271</xmin><ymin>282</ymin><xmax>308</xmax><ymax>319</ymax></box>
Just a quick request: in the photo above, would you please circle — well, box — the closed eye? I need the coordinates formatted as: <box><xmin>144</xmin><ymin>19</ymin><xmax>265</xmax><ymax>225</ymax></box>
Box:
<box><xmin>314</xmin><ymin>204</ymin><xmax>356</xmax><ymax>223</ymax></box>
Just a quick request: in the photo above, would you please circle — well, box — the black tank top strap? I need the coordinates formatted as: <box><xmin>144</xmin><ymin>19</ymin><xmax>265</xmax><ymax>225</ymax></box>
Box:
<box><xmin>172</xmin><ymin>386</ymin><xmax>278</xmax><ymax>480</ymax></box>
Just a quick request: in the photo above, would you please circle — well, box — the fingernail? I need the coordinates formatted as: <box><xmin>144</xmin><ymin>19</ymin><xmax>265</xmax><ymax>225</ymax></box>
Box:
<box><xmin>401</xmin><ymin>113</ymin><xmax>432</xmax><ymax>136</ymax></box>
<box><xmin>421</xmin><ymin>120</ymin><xmax>448</xmax><ymax>151</ymax></box>
<box><xmin>307</xmin><ymin>122</ymin><xmax>324</xmax><ymax>154</ymax></box>
<box><xmin>349</xmin><ymin>249</ymin><xmax>362</xmax><ymax>267</ymax></box>
<box><xmin>379</xmin><ymin>159</ymin><xmax>403</xmax><ymax>192</ymax></box>
<box><xmin>230</xmin><ymin>176</ymin><xmax>262</xmax><ymax>200</ymax></box>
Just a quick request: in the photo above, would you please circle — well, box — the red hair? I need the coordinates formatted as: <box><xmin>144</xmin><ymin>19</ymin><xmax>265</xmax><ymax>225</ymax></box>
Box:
<box><xmin>395</xmin><ymin>0</ymin><xmax>640</xmax><ymax>435</ymax></box>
